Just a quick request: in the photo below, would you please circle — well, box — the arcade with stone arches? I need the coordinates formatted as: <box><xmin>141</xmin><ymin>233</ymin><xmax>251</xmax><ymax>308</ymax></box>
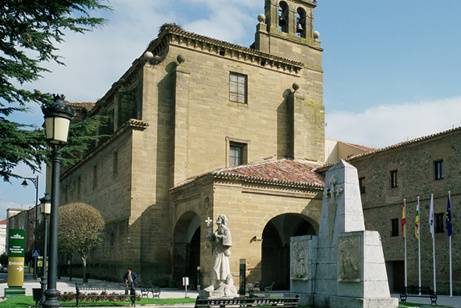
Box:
<box><xmin>172</xmin><ymin>209</ymin><xmax>319</xmax><ymax>291</ymax></box>
<box><xmin>170</xmin><ymin>171</ymin><xmax>323</xmax><ymax>291</ymax></box>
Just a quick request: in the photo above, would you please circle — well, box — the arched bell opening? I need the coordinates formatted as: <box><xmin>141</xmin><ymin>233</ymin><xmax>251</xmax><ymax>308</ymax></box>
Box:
<box><xmin>278</xmin><ymin>1</ymin><xmax>289</xmax><ymax>33</ymax></box>
<box><xmin>296</xmin><ymin>8</ymin><xmax>307</xmax><ymax>38</ymax></box>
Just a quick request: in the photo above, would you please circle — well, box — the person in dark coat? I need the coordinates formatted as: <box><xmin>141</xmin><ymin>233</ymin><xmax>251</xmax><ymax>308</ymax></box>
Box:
<box><xmin>123</xmin><ymin>267</ymin><xmax>137</xmax><ymax>306</ymax></box>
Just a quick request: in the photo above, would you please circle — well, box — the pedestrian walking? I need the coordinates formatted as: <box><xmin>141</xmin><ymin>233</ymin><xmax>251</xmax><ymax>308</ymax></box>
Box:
<box><xmin>123</xmin><ymin>267</ymin><xmax>137</xmax><ymax>306</ymax></box>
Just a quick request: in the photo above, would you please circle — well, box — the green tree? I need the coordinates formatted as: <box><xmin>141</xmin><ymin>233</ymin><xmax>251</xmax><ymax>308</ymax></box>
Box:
<box><xmin>58</xmin><ymin>203</ymin><xmax>104</xmax><ymax>282</ymax></box>
<box><xmin>0</xmin><ymin>0</ymin><xmax>108</xmax><ymax>181</ymax></box>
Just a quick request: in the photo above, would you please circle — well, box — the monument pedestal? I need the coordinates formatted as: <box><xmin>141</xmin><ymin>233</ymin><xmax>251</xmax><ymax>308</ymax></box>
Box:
<box><xmin>289</xmin><ymin>161</ymin><xmax>398</xmax><ymax>308</ymax></box>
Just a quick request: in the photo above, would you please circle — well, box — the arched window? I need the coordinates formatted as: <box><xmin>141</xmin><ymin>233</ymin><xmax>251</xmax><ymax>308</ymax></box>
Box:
<box><xmin>278</xmin><ymin>1</ymin><xmax>289</xmax><ymax>33</ymax></box>
<box><xmin>296</xmin><ymin>8</ymin><xmax>307</xmax><ymax>38</ymax></box>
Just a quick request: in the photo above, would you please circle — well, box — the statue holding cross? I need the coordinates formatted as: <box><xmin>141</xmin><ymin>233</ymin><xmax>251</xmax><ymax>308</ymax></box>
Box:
<box><xmin>202</xmin><ymin>214</ymin><xmax>238</xmax><ymax>298</ymax></box>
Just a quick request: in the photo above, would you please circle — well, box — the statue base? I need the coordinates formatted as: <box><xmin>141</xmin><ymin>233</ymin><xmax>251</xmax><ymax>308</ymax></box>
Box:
<box><xmin>199</xmin><ymin>283</ymin><xmax>239</xmax><ymax>299</ymax></box>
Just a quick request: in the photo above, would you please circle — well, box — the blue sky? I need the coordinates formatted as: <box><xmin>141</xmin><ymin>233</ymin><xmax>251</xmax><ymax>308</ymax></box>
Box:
<box><xmin>1</xmin><ymin>0</ymin><xmax>461</xmax><ymax>216</ymax></box>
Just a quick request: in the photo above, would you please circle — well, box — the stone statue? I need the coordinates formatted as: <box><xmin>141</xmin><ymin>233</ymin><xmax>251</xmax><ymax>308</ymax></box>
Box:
<box><xmin>203</xmin><ymin>214</ymin><xmax>238</xmax><ymax>298</ymax></box>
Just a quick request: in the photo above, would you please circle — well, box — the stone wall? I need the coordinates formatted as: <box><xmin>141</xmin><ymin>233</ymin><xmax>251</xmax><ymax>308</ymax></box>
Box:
<box><xmin>351</xmin><ymin>130</ymin><xmax>461</xmax><ymax>294</ymax></box>
<box><xmin>60</xmin><ymin>127</ymin><xmax>135</xmax><ymax>280</ymax></box>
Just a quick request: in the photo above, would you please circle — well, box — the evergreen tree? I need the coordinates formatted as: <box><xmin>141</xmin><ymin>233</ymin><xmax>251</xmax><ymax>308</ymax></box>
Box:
<box><xmin>0</xmin><ymin>0</ymin><xmax>109</xmax><ymax>181</ymax></box>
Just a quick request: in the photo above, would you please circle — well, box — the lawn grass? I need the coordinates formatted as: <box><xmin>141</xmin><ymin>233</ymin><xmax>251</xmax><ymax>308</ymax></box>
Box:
<box><xmin>0</xmin><ymin>296</ymin><xmax>453</xmax><ymax>307</ymax></box>
<box><xmin>0</xmin><ymin>295</ymin><xmax>34</xmax><ymax>307</ymax></box>
<box><xmin>0</xmin><ymin>295</ymin><xmax>196</xmax><ymax>307</ymax></box>
<box><xmin>60</xmin><ymin>297</ymin><xmax>196</xmax><ymax>307</ymax></box>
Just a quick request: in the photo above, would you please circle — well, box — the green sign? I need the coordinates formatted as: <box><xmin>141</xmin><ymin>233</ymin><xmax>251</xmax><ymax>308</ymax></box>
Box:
<box><xmin>8</xmin><ymin>229</ymin><xmax>25</xmax><ymax>257</ymax></box>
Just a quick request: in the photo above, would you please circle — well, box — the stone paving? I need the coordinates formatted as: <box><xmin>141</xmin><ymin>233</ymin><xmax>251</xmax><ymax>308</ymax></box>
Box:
<box><xmin>0</xmin><ymin>274</ymin><xmax>198</xmax><ymax>303</ymax></box>
<box><xmin>390</xmin><ymin>293</ymin><xmax>461</xmax><ymax>308</ymax></box>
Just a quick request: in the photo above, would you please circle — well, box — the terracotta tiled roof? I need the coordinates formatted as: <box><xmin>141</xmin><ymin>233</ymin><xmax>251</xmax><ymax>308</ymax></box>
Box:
<box><xmin>348</xmin><ymin>126</ymin><xmax>461</xmax><ymax>161</ymax></box>
<box><xmin>212</xmin><ymin>159</ymin><xmax>324</xmax><ymax>189</ymax></box>
<box><xmin>0</xmin><ymin>219</ymin><xmax>7</xmax><ymax>225</ymax></box>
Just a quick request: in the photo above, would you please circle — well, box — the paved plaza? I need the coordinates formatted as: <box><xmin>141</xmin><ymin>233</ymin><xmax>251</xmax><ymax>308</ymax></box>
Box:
<box><xmin>1</xmin><ymin>274</ymin><xmax>461</xmax><ymax>307</ymax></box>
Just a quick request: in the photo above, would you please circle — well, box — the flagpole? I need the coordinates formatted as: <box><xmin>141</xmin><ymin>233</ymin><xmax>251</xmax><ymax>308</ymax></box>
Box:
<box><xmin>404</xmin><ymin>198</ymin><xmax>407</xmax><ymax>291</ymax></box>
<box><xmin>417</xmin><ymin>196</ymin><xmax>421</xmax><ymax>295</ymax></box>
<box><xmin>449</xmin><ymin>235</ymin><xmax>452</xmax><ymax>297</ymax></box>
<box><xmin>430</xmin><ymin>193</ymin><xmax>436</xmax><ymax>294</ymax></box>
<box><xmin>448</xmin><ymin>191</ymin><xmax>453</xmax><ymax>297</ymax></box>
<box><xmin>404</xmin><ymin>230</ymin><xmax>407</xmax><ymax>290</ymax></box>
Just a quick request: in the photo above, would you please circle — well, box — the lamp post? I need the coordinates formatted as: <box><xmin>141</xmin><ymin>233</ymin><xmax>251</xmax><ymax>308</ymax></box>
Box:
<box><xmin>39</xmin><ymin>194</ymin><xmax>51</xmax><ymax>305</ymax></box>
<box><xmin>20</xmin><ymin>175</ymin><xmax>39</xmax><ymax>279</ymax></box>
<box><xmin>42</xmin><ymin>94</ymin><xmax>73</xmax><ymax>308</ymax></box>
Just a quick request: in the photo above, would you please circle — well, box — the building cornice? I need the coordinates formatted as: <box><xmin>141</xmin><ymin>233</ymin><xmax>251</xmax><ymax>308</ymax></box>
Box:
<box><xmin>150</xmin><ymin>25</ymin><xmax>305</xmax><ymax>76</ymax></box>
<box><xmin>61</xmin><ymin>119</ymin><xmax>149</xmax><ymax>180</ymax></box>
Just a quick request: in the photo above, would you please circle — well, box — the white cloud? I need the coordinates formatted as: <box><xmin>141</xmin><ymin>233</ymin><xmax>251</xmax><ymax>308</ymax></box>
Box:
<box><xmin>33</xmin><ymin>0</ymin><xmax>176</xmax><ymax>101</ymax></box>
<box><xmin>183</xmin><ymin>0</ymin><xmax>260</xmax><ymax>42</ymax></box>
<box><xmin>326</xmin><ymin>96</ymin><xmax>461</xmax><ymax>148</ymax></box>
<box><xmin>31</xmin><ymin>0</ymin><xmax>259</xmax><ymax>102</ymax></box>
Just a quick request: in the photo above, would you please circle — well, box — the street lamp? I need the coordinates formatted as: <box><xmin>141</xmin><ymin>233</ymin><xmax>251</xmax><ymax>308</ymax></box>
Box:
<box><xmin>42</xmin><ymin>94</ymin><xmax>73</xmax><ymax>308</ymax></box>
<box><xmin>20</xmin><ymin>176</ymin><xmax>39</xmax><ymax>279</ymax></box>
<box><xmin>39</xmin><ymin>194</ymin><xmax>51</xmax><ymax>305</ymax></box>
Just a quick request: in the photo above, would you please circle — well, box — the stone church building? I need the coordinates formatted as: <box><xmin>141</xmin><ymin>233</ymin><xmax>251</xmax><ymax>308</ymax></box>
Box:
<box><xmin>59</xmin><ymin>0</ymin><xmax>460</xmax><ymax>293</ymax></box>
<box><xmin>61</xmin><ymin>0</ymin><xmax>330</xmax><ymax>289</ymax></box>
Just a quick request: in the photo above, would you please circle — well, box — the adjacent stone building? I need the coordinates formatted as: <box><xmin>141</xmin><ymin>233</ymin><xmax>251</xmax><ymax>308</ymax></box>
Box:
<box><xmin>61</xmin><ymin>0</ymin><xmax>328</xmax><ymax>288</ymax></box>
<box><xmin>348</xmin><ymin>127</ymin><xmax>461</xmax><ymax>293</ymax></box>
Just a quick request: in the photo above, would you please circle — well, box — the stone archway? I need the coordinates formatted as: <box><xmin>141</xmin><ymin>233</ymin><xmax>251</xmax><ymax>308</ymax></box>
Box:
<box><xmin>173</xmin><ymin>211</ymin><xmax>201</xmax><ymax>288</ymax></box>
<box><xmin>261</xmin><ymin>213</ymin><xmax>316</xmax><ymax>290</ymax></box>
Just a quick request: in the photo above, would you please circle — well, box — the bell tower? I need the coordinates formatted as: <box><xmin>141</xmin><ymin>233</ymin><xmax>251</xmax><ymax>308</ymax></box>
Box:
<box><xmin>255</xmin><ymin>0</ymin><xmax>325</xmax><ymax>163</ymax></box>
<box><xmin>255</xmin><ymin>0</ymin><xmax>321</xmax><ymax>64</ymax></box>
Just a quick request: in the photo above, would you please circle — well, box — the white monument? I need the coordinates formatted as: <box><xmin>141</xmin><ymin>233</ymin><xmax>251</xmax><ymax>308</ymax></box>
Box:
<box><xmin>201</xmin><ymin>214</ymin><xmax>238</xmax><ymax>298</ymax></box>
<box><xmin>290</xmin><ymin>160</ymin><xmax>398</xmax><ymax>307</ymax></box>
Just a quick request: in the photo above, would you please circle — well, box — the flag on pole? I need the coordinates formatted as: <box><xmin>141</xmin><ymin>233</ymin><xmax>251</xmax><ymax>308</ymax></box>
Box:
<box><xmin>402</xmin><ymin>200</ymin><xmax>407</xmax><ymax>238</ymax></box>
<box><xmin>447</xmin><ymin>192</ymin><xmax>453</xmax><ymax>237</ymax></box>
<box><xmin>415</xmin><ymin>197</ymin><xmax>420</xmax><ymax>239</ymax></box>
<box><xmin>429</xmin><ymin>194</ymin><xmax>435</xmax><ymax>239</ymax></box>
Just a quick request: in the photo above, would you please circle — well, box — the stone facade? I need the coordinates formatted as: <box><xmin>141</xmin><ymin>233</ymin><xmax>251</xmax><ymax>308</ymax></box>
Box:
<box><xmin>170</xmin><ymin>160</ymin><xmax>323</xmax><ymax>288</ymax></box>
<box><xmin>59</xmin><ymin>0</ymin><xmax>326</xmax><ymax>286</ymax></box>
<box><xmin>350</xmin><ymin>127</ymin><xmax>461</xmax><ymax>294</ymax></box>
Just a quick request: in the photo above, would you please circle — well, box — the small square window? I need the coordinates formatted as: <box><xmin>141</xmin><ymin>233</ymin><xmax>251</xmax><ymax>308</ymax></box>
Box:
<box><xmin>229</xmin><ymin>72</ymin><xmax>247</xmax><ymax>104</ymax></box>
<box><xmin>435</xmin><ymin>213</ymin><xmax>445</xmax><ymax>233</ymax></box>
<box><xmin>229</xmin><ymin>142</ymin><xmax>247</xmax><ymax>167</ymax></box>
<box><xmin>390</xmin><ymin>170</ymin><xmax>398</xmax><ymax>188</ymax></box>
<box><xmin>434</xmin><ymin>160</ymin><xmax>443</xmax><ymax>181</ymax></box>
<box><xmin>359</xmin><ymin>177</ymin><xmax>366</xmax><ymax>194</ymax></box>
<box><xmin>391</xmin><ymin>218</ymin><xmax>399</xmax><ymax>237</ymax></box>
